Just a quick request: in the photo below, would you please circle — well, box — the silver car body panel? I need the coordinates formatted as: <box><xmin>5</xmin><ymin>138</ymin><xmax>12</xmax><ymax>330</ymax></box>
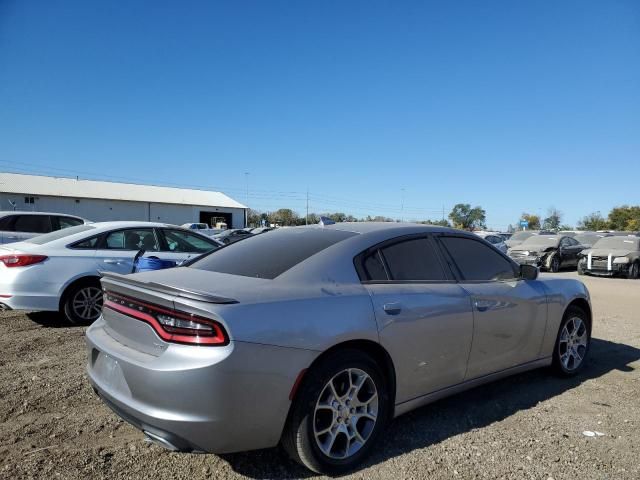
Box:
<box><xmin>86</xmin><ymin>223</ymin><xmax>592</xmax><ymax>454</ymax></box>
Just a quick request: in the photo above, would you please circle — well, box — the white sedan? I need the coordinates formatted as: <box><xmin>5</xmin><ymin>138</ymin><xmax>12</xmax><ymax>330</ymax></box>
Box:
<box><xmin>474</xmin><ymin>231</ymin><xmax>509</xmax><ymax>254</ymax></box>
<box><xmin>0</xmin><ymin>222</ymin><xmax>222</xmax><ymax>324</ymax></box>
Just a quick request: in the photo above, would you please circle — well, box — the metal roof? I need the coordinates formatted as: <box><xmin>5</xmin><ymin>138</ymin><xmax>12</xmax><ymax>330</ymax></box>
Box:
<box><xmin>0</xmin><ymin>172</ymin><xmax>246</xmax><ymax>209</ymax></box>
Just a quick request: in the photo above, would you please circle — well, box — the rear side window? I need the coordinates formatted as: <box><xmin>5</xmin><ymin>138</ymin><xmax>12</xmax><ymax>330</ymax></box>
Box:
<box><xmin>190</xmin><ymin>228</ymin><xmax>357</xmax><ymax>279</ymax></box>
<box><xmin>57</xmin><ymin>216</ymin><xmax>84</xmax><ymax>229</ymax></box>
<box><xmin>361</xmin><ymin>251</ymin><xmax>387</xmax><ymax>281</ymax></box>
<box><xmin>13</xmin><ymin>215</ymin><xmax>51</xmax><ymax>234</ymax></box>
<box><xmin>27</xmin><ymin>225</ymin><xmax>96</xmax><ymax>244</ymax></box>
<box><xmin>381</xmin><ymin>238</ymin><xmax>446</xmax><ymax>281</ymax></box>
<box><xmin>439</xmin><ymin>236</ymin><xmax>517</xmax><ymax>281</ymax></box>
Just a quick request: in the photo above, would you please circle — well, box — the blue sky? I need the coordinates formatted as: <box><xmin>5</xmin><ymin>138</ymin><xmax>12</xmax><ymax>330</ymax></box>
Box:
<box><xmin>1</xmin><ymin>1</ymin><xmax>638</xmax><ymax>229</ymax></box>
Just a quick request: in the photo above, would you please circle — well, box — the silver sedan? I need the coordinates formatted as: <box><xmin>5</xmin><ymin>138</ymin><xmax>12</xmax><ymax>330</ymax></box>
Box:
<box><xmin>86</xmin><ymin>223</ymin><xmax>592</xmax><ymax>475</ymax></box>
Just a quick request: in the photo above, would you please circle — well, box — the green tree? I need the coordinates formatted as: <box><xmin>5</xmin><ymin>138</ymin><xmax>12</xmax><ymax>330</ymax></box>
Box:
<box><xmin>608</xmin><ymin>205</ymin><xmax>640</xmax><ymax>231</ymax></box>
<box><xmin>577</xmin><ymin>212</ymin><xmax>608</xmax><ymax>231</ymax></box>
<box><xmin>448</xmin><ymin>204</ymin><xmax>486</xmax><ymax>230</ymax></box>
<box><xmin>418</xmin><ymin>219</ymin><xmax>451</xmax><ymax>227</ymax></box>
<box><xmin>520</xmin><ymin>213</ymin><xmax>541</xmax><ymax>230</ymax></box>
<box><xmin>246</xmin><ymin>208</ymin><xmax>262</xmax><ymax>227</ymax></box>
<box><xmin>269</xmin><ymin>208</ymin><xmax>299</xmax><ymax>226</ymax></box>
<box><xmin>542</xmin><ymin>207</ymin><xmax>562</xmax><ymax>231</ymax></box>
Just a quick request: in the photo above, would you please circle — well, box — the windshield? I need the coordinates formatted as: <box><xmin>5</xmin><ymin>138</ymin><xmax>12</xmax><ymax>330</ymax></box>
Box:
<box><xmin>190</xmin><ymin>227</ymin><xmax>357</xmax><ymax>279</ymax></box>
<box><xmin>592</xmin><ymin>236</ymin><xmax>640</xmax><ymax>250</ymax></box>
<box><xmin>25</xmin><ymin>225</ymin><xmax>96</xmax><ymax>244</ymax></box>
<box><xmin>519</xmin><ymin>235</ymin><xmax>561</xmax><ymax>249</ymax></box>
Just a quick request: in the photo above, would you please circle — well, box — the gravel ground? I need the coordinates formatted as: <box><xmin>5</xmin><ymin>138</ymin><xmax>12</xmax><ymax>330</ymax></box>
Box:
<box><xmin>1</xmin><ymin>272</ymin><xmax>639</xmax><ymax>479</ymax></box>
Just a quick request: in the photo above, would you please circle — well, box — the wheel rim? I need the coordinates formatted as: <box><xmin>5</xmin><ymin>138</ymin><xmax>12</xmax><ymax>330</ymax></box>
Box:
<box><xmin>559</xmin><ymin>317</ymin><xmax>588</xmax><ymax>371</ymax></box>
<box><xmin>71</xmin><ymin>287</ymin><xmax>103</xmax><ymax>321</ymax></box>
<box><xmin>313</xmin><ymin>368</ymin><xmax>379</xmax><ymax>460</ymax></box>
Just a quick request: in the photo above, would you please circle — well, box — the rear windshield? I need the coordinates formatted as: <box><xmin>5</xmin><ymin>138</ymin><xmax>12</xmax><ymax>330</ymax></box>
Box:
<box><xmin>190</xmin><ymin>227</ymin><xmax>357</xmax><ymax>279</ymax></box>
<box><xmin>26</xmin><ymin>225</ymin><xmax>96</xmax><ymax>244</ymax></box>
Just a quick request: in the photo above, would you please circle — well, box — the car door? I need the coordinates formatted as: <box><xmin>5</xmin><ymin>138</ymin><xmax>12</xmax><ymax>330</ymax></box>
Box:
<box><xmin>358</xmin><ymin>235</ymin><xmax>474</xmax><ymax>404</ymax></box>
<box><xmin>436</xmin><ymin>234</ymin><xmax>548</xmax><ymax>380</ymax></box>
<box><xmin>94</xmin><ymin>228</ymin><xmax>161</xmax><ymax>274</ymax></box>
<box><xmin>560</xmin><ymin>237</ymin><xmax>581</xmax><ymax>266</ymax></box>
<box><xmin>157</xmin><ymin>228</ymin><xmax>220</xmax><ymax>264</ymax></box>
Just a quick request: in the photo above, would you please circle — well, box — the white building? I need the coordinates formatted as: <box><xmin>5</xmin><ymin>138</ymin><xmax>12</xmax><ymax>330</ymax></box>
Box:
<box><xmin>0</xmin><ymin>172</ymin><xmax>247</xmax><ymax>228</ymax></box>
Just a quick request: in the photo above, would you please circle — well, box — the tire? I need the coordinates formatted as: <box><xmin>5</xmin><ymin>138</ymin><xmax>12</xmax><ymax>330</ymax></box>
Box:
<box><xmin>552</xmin><ymin>306</ymin><xmax>590</xmax><ymax>376</ymax></box>
<box><xmin>626</xmin><ymin>261</ymin><xmax>639</xmax><ymax>280</ymax></box>
<box><xmin>577</xmin><ymin>259</ymin><xmax>586</xmax><ymax>276</ymax></box>
<box><xmin>282</xmin><ymin>349</ymin><xmax>390</xmax><ymax>475</ymax></box>
<box><xmin>62</xmin><ymin>279</ymin><xmax>104</xmax><ymax>325</ymax></box>
<box><xmin>547</xmin><ymin>253</ymin><xmax>561</xmax><ymax>273</ymax></box>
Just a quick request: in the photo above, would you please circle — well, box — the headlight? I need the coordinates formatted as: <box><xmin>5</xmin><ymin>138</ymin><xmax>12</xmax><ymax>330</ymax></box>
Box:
<box><xmin>613</xmin><ymin>257</ymin><xmax>630</xmax><ymax>264</ymax></box>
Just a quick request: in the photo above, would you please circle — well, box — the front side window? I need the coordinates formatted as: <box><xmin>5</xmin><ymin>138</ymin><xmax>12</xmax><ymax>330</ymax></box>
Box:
<box><xmin>13</xmin><ymin>215</ymin><xmax>51</xmax><ymax>234</ymax></box>
<box><xmin>380</xmin><ymin>238</ymin><xmax>446</xmax><ymax>281</ymax></box>
<box><xmin>103</xmin><ymin>229</ymin><xmax>158</xmax><ymax>251</ymax></box>
<box><xmin>161</xmin><ymin>229</ymin><xmax>218</xmax><ymax>253</ymax></box>
<box><xmin>439</xmin><ymin>236</ymin><xmax>517</xmax><ymax>281</ymax></box>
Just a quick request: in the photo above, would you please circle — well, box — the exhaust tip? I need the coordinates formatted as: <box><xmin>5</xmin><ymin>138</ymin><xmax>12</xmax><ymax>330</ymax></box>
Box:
<box><xmin>143</xmin><ymin>431</ymin><xmax>179</xmax><ymax>451</ymax></box>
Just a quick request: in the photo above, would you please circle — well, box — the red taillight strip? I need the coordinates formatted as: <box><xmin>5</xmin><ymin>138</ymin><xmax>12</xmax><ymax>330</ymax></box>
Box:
<box><xmin>103</xmin><ymin>296</ymin><xmax>229</xmax><ymax>346</ymax></box>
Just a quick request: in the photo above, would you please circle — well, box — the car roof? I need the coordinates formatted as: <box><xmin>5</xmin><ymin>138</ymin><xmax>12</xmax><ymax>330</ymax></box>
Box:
<box><xmin>0</xmin><ymin>211</ymin><xmax>85</xmax><ymax>218</ymax></box>
<box><xmin>319</xmin><ymin>221</ymin><xmax>459</xmax><ymax>235</ymax></box>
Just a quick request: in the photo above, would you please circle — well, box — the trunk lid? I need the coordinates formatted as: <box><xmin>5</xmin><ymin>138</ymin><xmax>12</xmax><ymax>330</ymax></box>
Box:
<box><xmin>99</xmin><ymin>268</ymin><xmax>274</xmax><ymax>355</ymax></box>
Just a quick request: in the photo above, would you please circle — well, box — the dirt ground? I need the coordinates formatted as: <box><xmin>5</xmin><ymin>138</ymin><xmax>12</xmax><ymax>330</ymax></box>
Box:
<box><xmin>1</xmin><ymin>272</ymin><xmax>639</xmax><ymax>480</ymax></box>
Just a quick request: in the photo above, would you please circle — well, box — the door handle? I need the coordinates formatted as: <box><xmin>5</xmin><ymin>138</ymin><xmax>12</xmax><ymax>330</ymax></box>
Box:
<box><xmin>383</xmin><ymin>302</ymin><xmax>402</xmax><ymax>315</ymax></box>
<box><xmin>474</xmin><ymin>300</ymin><xmax>492</xmax><ymax>312</ymax></box>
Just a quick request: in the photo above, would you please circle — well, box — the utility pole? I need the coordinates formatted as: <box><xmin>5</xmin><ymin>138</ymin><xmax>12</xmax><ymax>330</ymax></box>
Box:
<box><xmin>244</xmin><ymin>172</ymin><xmax>249</xmax><ymax>228</ymax></box>
<box><xmin>306</xmin><ymin>188</ymin><xmax>309</xmax><ymax>225</ymax></box>
<box><xmin>244</xmin><ymin>172</ymin><xmax>249</xmax><ymax>206</ymax></box>
<box><xmin>400</xmin><ymin>188</ymin><xmax>405</xmax><ymax>222</ymax></box>
<box><xmin>442</xmin><ymin>205</ymin><xmax>445</xmax><ymax>222</ymax></box>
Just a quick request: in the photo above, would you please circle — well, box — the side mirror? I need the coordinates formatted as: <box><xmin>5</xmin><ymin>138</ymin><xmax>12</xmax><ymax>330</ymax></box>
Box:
<box><xmin>520</xmin><ymin>264</ymin><xmax>539</xmax><ymax>280</ymax></box>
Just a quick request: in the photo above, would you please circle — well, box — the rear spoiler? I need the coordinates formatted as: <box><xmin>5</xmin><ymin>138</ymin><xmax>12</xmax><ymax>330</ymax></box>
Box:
<box><xmin>100</xmin><ymin>271</ymin><xmax>238</xmax><ymax>304</ymax></box>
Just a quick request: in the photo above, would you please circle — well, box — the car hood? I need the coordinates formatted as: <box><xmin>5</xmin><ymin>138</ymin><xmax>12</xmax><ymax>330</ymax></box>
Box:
<box><xmin>583</xmin><ymin>248</ymin><xmax>636</xmax><ymax>257</ymax></box>
<box><xmin>505</xmin><ymin>239</ymin><xmax>524</xmax><ymax>248</ymax></box>
<box><xmin>510</xmin><ymin>246</ymin><xmax>554</xmax><ymax>254</ymax></box>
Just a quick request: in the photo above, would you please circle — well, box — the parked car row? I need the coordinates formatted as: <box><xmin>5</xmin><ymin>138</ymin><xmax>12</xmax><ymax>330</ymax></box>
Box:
<box><xmin>506</xmin><ymin>231</ymin><xmax>640</xmax><ymax>278</ymax></box>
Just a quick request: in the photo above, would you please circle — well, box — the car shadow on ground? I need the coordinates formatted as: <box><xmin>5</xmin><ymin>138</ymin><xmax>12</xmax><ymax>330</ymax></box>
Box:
<box><xmin>26</xmin><ymin>311</ymin><xmax>70</xmax><ymax>328</ymax></box>
<box><xmin>221</xmin><ymin>337</ymin><xmax>640</xmax><ymax>479</ymax></box>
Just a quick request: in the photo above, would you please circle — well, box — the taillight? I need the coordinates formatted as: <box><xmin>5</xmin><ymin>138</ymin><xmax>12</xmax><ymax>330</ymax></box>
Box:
<box><xmin>103</xmin><ymin>291</ymin><xmax>229</xmax><ymax>346</ymax></box>
<box><xmin>0</xmin><ymin>255</ymin><xmax>48</xmax><ymax>267</ymax></box>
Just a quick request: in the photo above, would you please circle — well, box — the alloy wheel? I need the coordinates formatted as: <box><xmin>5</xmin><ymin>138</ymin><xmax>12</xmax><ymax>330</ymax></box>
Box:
<box><xmin>558</xmin><ymin>316</ymin><xmax>588</xmax><ymax>371</ymax></box>
<box><xmin>313</xmin><ymin>368</ymin><xmax>379</xmax><ymax>460</ymax></box>
<box><xmin>71</xmin><ymin>287</ymin><xmax>103</xmax><ymax>321</ymax></box>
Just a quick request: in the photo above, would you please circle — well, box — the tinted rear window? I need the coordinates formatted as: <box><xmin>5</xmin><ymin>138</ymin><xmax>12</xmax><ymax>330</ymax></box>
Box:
<box><xmin>190</xmin><ymin>228</ymin><xmax>357</xmax><ymax>279</ymax></box>
<box><xmin>26</xmin><ymin>225</ymin><xmax>96</xmax><ymax>244</ymax></box>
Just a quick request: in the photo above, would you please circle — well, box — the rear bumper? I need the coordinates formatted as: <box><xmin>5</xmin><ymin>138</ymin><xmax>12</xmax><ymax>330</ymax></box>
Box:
<box><xmin>0</xmin><ymin>264</ymin><xmax>62</xmax><ymax>312</ymax></box>
<box><xmin>86</xmin><ymin>317</ymin><xmax>317</xmax><ymax>454</ymax></box>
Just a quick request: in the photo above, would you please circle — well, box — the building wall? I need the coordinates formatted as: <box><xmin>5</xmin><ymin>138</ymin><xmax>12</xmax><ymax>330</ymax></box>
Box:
<box><xmin>0</xmin><ymin>193</ymin><xmax>246</xmax><ymax>228</ymax></box>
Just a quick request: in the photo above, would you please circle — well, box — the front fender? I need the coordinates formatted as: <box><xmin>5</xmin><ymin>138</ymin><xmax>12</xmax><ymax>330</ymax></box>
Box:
<box><xmin>537</xmin><ymin>278</ymin><xmax>591</xmax><ymax>358</ymax></box>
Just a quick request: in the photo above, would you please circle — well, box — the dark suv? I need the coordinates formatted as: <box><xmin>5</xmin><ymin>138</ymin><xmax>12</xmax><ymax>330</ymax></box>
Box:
<box><xmin>0</xmin><ymin>212</ymin><xmax>87</xmax><ymax>244</ymax></box>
